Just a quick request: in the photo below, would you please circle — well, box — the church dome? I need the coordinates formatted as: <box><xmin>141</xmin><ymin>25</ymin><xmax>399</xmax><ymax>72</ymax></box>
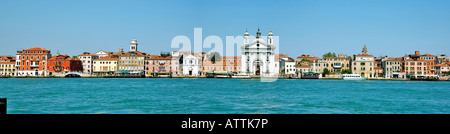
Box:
<box><xmin>251</xmin><ymin>38</ymin><xmax>266</xmax><ymax>44</ymax></box>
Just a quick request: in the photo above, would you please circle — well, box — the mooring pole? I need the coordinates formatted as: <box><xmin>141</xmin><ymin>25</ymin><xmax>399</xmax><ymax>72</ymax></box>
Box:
<box><xmin>0</xmin><ymin>98</ymin><xmax>6</xmax><ymax>115</ymax></box>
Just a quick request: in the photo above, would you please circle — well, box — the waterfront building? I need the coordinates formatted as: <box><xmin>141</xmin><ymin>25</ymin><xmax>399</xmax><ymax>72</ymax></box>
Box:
<box><xmin>419</xmin><ymin>53</ymin><xmax>436</xmax><ymax>75</ymax></box>
<box><xmin>352</xmin><ymin>45</ymin><xmax>375</xmax><ymax>78</ymax></box>
<box><xmin>374</xmin><ymin>67</ymin><xmax>383</xmax><ymax>78</ymax></box>
<box><xmin>0</xmin><ymin>56</ymin><xmax>16</xmax><ymax>76</ymax></box>
<box><xmin>223</xmin><ymin>56</ymin><xmax>241</xmax><ymax>73</ymax></box>
<box><xmin>323</xmin><ymin>54</ymin><xmax>350</xmax><ymax>73</ymax></box>
<box><xmin>435</xmin><ymin>62</ymin><xmax>450</xmax><ymax>76</ymax></box>
<box><xmin>284</xmin><ymin>60</ymin><xmax>296</xmax><ymax>75</ymax></box>
<box><xmin>172</xmin><ymin>51</ymin><xmax>206</xmax><ymax>76</ymax></box>
<box><xmin>78</xmin><ymin>52</ymin><xmax>99</xmax><ymax>74</ymax></box>
<box><xmin>47</xmin><ymin>54</ymin><xmax>83</xmax><ymax>75</ymax></box>
<box><xmin>295</xmin><ymin>61</ymin><xmax>312</xmax><ymax>76</ymax></box>
<box><xmin>382</xmin><ymin>58</ymin><xmax>403</xmax><ymax>78</ymax></box>
<box><xmin>145</xmin><ymin>54</ymin><xmax>173</xmax><ymax>77</ymax></box>
<box><xmin>277</xmin><ymin>54</ymin><xmax>290</xmax><ymax>75</ymax></box>
<box><xmin>15</xmin><ymin>47</ymin><xmax>52</xmax><ymax>76</ymax></box>
<box><xmin>309</xmin><ymin>59</ymin><xmax>326</xmax><ymax>77</ymax></box>
<box><xmin>436</xmin><ymin>54</ymin><xmax>450</xmax><ymax>64</ymax></box>
<box><xmin>183</xmin><ymin>54</ymin><xmax>200</xmax><ymax>76</ymax></box>
<box><xmin>404</xmin><ymin>51</ymin><xmax>435</xmax><ymax>76</ymax></box>
<box><xmin>241</xmin><ymin>29</ymin><xmax>277</xmax><ymax>76</ymax></box>
<box><xmin>118</xmin><ymin>39</ymin><xmax>147</xmax><ymax>74</ymax></box>
<box><xmin>92</xmin><ymin>55</ymin><xmax>119</xmax><ymax>75</ymax></box>
<box><xmin>201</xmin><ymin>56</ymin><xmax>241</xmax><ymax>76</ymax></box>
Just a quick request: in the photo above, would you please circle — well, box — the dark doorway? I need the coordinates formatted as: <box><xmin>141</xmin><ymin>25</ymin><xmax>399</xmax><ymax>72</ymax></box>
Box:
<box><xmin>256</xmin><ymin>65</ymin><xmax>260</xmax><ymax>75</ymax></box>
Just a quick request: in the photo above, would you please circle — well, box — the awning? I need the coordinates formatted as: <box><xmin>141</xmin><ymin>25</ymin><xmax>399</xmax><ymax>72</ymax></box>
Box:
<box><xmin>118</xmin><ymin>71</ymin><xmax>130</xmax><ymax>73</ymax></box>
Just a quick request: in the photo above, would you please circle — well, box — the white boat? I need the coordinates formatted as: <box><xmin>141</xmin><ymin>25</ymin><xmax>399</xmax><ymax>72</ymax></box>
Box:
<box><xmin>232</xmin><ymin>73</ymin><xmax>251</xmax><ymax>79</ymax></box>
<box><xmin>342</xmin><ymin>74</ymin><xmax>367</xmax><ymax>80</ymax></box>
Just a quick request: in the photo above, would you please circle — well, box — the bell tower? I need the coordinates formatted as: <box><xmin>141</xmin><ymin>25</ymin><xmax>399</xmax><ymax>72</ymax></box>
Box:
<box><xmin>130</xmin><ymin>39</ymin><xmax>138</xmax><ymax>52</ymax></box>
<box><xmin>268</xmin><ymin>30</ymin><xmax>273</xmax><ymax>45</ymax></box>
<box><xmin>244</xmin><ymin>29</ymin><xmax>249</xmax><ymax>45</ymax></box>
<box><xmin>362</xmin><ymin>45</ymin><xmax>368</xmax><ymax>55</ymax></box>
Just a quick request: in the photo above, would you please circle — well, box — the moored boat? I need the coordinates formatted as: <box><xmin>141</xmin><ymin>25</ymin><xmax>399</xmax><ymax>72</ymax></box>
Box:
<box><xmin>342</xmin><ymin>74</ymin><xmax>367</xmax><ymax>80</ymax></box>
<box><xmin>232</xmin><ymin>73</ymin><xmax>251</xmax><ymax>79</ymax></box>
<box><xmin>301</xmin><ymin>72</ymin><xmax>319</xmax><ymax>79</ymax></box>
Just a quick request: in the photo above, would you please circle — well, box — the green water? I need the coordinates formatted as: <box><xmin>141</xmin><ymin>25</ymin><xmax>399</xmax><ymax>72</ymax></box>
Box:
<box><xmin>0</xmin><ymin>78</ymin><xmax>448</xmax><ymax>114</ymax></box>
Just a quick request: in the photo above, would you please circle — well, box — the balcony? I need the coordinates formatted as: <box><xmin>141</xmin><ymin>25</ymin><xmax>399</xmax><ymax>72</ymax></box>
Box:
<box><xmin>30</xmin><ymin>62</ymin><xmax>39</xmax><ymax>67</ymax></box>
<box><xmin>333</xmin><ymin>65</ymin><xmax>342</xmax><ymax>69</ymax></box>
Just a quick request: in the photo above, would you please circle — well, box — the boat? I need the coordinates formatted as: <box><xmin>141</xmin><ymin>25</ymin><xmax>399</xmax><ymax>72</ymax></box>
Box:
<box><xmin>232</xmin><ymin>73</ymin><xmax>251</xmax><ymax>79</ymax></box>
<box><xmin>215</xmin><ymin>71</ymin><xmax>232</xmax><ymax>78</ymax></box>
<box><xmin>301</xmin><ymin>72</ymin><xmax>319</xmax><ymax>79</ymax></box>
<box><xmin>342</xmin><ymin>74</ymin><xmax>367</xmax><ymax>80</ymax></box>
<box><xmin>410</xmin><ymin>75</ymin><xmax>439</xmax><ymax>81</ymax></box>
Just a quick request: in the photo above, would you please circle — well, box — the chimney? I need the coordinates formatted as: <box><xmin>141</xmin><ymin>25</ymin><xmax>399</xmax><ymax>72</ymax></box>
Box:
<box><xmin>338</xmin><ymin>54</ymin><xmax>343</xmax><ymax>57</ymax></box>
<box><xmin>415</xmin><ymin>51</ymin><xmax>420</xmax><ymax>56</ymax></box>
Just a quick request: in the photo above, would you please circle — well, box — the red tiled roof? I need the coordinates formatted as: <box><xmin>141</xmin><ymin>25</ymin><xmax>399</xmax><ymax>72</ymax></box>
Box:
<box><xmin>297</xmin><ymin>54</ymin><xmax>317</xmax><ymax>58</ymax></box>
<box><xmin>422</xmin><ymin>53</ymin><xmax>435</xmax><ymax>56</ymax></box>
<box><xmin>278</xmin><ymin>54</ymin><xmax>288</xmax><ymax>58</ymax></box>
<box><xmin>95</xmin><ymin>55</ymin><xmax>119</xmax><ymax>61</ymax></box>
<box><xmin>354</xmin><ymin>54</ymin><xmax>373</xmax><ymax>57</ymax></box>
<box><xmin>0</xmin><ymin>62</ymin><xmax>15</xmax><ymax>64</ymax></box>
<box><xmin>435</xmin><ymin>63</ymin><xmax>447</xmax><ymax>67</ymax></box>
<box><xmin>385</xmin><ymin>58</ymin><xmax>403</xmax><ymax>61</ymax></box>
<box><xmin>0</xmin><ymin>56</ymin><xmax>15</xmax><ymax>60</ymax></box>
<box><xmin>122</xmin><ymin>51</ymin><xmax>146</xmax><ymax>56</ymax></box>
<box><xmin>25</xmin><ymin>47</ymin><xmax>49</xmax><ymax>51</ymax></box>
<box><xmin>147</xmin><ymin>55</ymin><xmax>172</xmax><ymax>60</ymax></box>
<box><xmin>78</xmin><ymin>52</ymin><xmax>99</xmax><ymax>57</ymax></box>
<box><xmin>324</xmin><ymin>57</ymin><xmax>349</xmax><ymax>59</ymax></box>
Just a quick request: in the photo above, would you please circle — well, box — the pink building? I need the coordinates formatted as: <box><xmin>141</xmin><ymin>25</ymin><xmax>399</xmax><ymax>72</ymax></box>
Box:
<box><xmin>404</xmin><ymin>51</ymin><xmax>435</xmax><ymax>77</ymax></box>
<box><xmin>145</xmin><ymin>54</ymin><xmax>173</xmax><ymax>77</ymax></box>
<box><xmin>201</xmin><ymin>56</ymin><xmax>241</xmax><ymax>75</ymax></box>
<box><xmin>78</xmin><ymin>52</ymin><xmax>99</xmax><ymax>74</ymax></box>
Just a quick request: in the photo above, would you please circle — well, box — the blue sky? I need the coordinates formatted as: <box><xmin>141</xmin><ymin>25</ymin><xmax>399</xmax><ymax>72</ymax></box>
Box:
<box><xmin>0</xmin><ymin>0</ymin><xmax>449</xmax><ymax>58</ymax></box>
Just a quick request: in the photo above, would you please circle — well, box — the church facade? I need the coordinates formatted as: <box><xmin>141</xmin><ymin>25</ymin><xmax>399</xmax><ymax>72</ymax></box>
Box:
<box><xmin>241</xmin><ymin>29</ymin><xmax>277</xmax><ymax>77</ymax></box>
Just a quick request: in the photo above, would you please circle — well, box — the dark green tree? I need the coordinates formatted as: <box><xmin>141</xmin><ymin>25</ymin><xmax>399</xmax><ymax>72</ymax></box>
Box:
<box><xmin>210</xmin><ymin>52</ymin><xmax>222</xmax><ymax>64</ymax></box>
<box><xmin>323</xmin><ymin>52</ymin><xmax>336</xmax><ymax>58</ymax></box>
<box><xmin>341</xmin><ymin>69</ymin><xmax>352</xmax><ymax>74</ymax></box>
<box><xmin>322</xmin><ymin>68</ymin><xmax>330</xmax><ymax>77</ymax></box>
<box><xmin>301</xmin><ymin>58</ymin><xmax>310</xmax><ymax>62</ymax></box>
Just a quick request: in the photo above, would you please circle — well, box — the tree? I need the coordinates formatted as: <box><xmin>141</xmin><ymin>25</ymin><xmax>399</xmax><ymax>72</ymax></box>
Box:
<box><xmin>72</xmin><ymin>56</ymin><xmax>77</xmax><ymax>59</ymax></box>
<box><xmin>301</xmin><ymin>58</ymin><xmax>310</xmax><ymax>62</ymax></box>
<box><xmin>322</xmin><ymin>68</ymin><xmax>330</xmax><ymax>77</ymax></box>
<box><xmin>341</xmin><ymin>69</ymin><xmax>352</xmax><ymax>74</ymax></box>
<box><xmin>323</xmin><ymin>52</ymin><xmax>336</xmax><ymax>58</ymax></box>
<box><xmin>210</xmin><ymin>52</ymin><xmax>222</xmax><ymax>64</ymax></box>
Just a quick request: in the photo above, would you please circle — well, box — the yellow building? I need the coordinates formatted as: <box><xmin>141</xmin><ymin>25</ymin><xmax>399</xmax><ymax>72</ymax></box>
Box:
<box><xmin>324</xmin><ymin>54</ymin><xmax>351</xmax><ymax>73</ymax></box>
<box><xmin>352</xmin><ymin>46</ymin><xmax>375</xmax><ymax>78</ymax></box>
<box><xmin>93</xmin><ymin>55</ymin><xmax>119</xmax><ymax>75</ymax></box>
<box><xmin>118</xmin><ymin>51</ymin><xmax>146</xmax><ymax>73</ymax></box>
<box><xmin>0</xmin><ymin>56</ymin><xmax>16</xmax><ymax>76</ymax></box>
<box><xmin>0</xmin><ymin>62</ymin><xmax>16</xmax><ymax>76</ymax></box>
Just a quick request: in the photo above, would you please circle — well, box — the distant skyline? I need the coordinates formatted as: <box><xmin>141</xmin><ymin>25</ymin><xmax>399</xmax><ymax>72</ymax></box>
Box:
<box><xmin>0</xmin><ymin>0</ymin><xmax>449</xmax><ymax>58</ymax></box>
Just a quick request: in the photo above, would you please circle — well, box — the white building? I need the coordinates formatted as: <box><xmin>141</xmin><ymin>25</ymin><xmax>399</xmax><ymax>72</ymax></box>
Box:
<box><xmin>183</xmin><ymin>54</ymin><xmax>199</xmax><ymax>76</ymax></box>
<box><xmin>95</xmin><ymin>50</ymin><xmax>112</xmax><ymax>58</ymax></box>
<box><xmin>241</xmin><ymin>29</ymin><xmax>277</xmax><ymax>77</ymax></box>
<box><xmin>284</xmin><ymin>60</ymin><xmax>296</xmax><ymax>75</ymax></box>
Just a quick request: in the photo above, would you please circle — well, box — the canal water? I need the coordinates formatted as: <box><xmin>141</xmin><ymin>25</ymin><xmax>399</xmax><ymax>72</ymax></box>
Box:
<box><xmin>0</xmin><ymin>78</ymin><xmax>449</xmax><ymax>114</ymax></box>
